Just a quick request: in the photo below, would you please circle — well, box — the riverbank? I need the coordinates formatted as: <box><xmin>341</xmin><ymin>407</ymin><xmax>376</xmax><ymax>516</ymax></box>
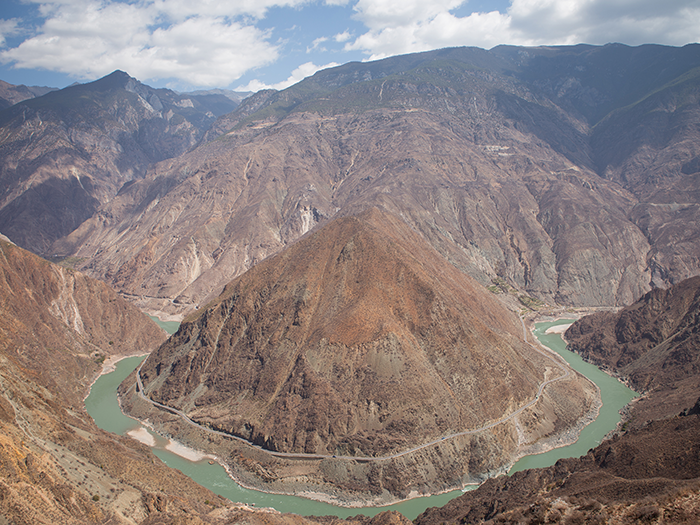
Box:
<box><xmin>86</xmin><ymin>319</ymin><xmax>635</xmax><ymax>518</ymax></box>
<box><xmin>114</xmin><ymin>317</ymin><xmax>600</xmax><ymax>510</ymax></box>
<box><xmin>84</xmin><ymin>352</ymin><xmax>149</xmax><ymax>401</ymax></box>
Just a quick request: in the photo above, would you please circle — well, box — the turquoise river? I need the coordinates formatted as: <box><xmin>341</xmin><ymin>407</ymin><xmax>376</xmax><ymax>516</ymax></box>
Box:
<box><xmin>84</xmin><ymin>318</ymin><xmax>636</xmax><ymax>520</ymax></box>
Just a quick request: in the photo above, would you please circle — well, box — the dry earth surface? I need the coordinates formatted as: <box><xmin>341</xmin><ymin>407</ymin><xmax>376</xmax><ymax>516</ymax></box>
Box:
<box><xmin>413</xmin><ymin>277</ymin><xmax>700</xmax><ymax>524</ymax></box>
<box><xmin>120</xmin><ymin>207</ymin><xmax>598</xmax><ymax>505</ymax></box>
<box><xmin>0</xmin><ymin>238</ymin><xmax>413</xmax><ymax>525</ymax></box>
<box><xmin>45</xmin><ymin>44</ymin><xmax>700</xmax><ymax>320</ymax></box>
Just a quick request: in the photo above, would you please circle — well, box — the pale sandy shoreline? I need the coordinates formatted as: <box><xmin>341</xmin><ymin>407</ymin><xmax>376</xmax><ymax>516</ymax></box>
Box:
<box><xmin>127</xmin><ymin>427</ymin><xmax>156</xmax><ymax>446</ymax></box>
<box><xmin>101</xmin><ymin>353</ymin><xmax>148</xmax><ymax>375</ymax></box>
<box><xmin>165</xmin><ymin>439</ymin><xmax>217</xmax><ymax>462</ymax></box>
<box><xmin>84</xmin><ymin>352</ymin><xmax>149</xmax><ymax>401</ymax></box>
<box><xmin>544</xmin><ymin>323</ymin><xmax>573</xmax><ymax>334</ymax></box>
<box><xmin>126</xmin><ymin>425</ymin><xmax>217</xmax><ymax>462</ymax></box>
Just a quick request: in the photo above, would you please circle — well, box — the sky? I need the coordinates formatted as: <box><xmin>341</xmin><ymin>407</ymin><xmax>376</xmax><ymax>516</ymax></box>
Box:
<box><xmin>0</xmin><ymin>0</ymin><xmax>699</xmax><ymax>93</ymax></box>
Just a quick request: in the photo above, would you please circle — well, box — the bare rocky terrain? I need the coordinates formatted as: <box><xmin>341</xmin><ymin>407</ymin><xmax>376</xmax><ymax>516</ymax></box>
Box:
<box><xmin>2</xmin><ymin>42</ymin><xmax>700</xmax><ymax>524</ymax></box>
<box><xmin>42</xmin><ymin>44</ymin><xmax>700</xmax><ymax>321</ymax></box>
<box><xmin>0</xmin><ymin>79</ymin><xmax>55</xmax><ymax>110</ymax></box>
<box><xmin>414</xmin><ymin>407</ymin><xmax>700</xmax><ymax>524</ymax></box>
<box><xmin>566</xmin><ymin>276</ymin><xmax>700</xmax><ymax>428</ymax></box>
<box><xmin>0</xmin><ymin>71</ymin><xmax>241</xmax><ymax>253</ymax></box>
<box><xmin>413</xmin><ymin>277</ymin><xmax>700</xmax><ymax>524</ymax></box>
<box><xmin>0</xmin><ymin>237</ymin><xmax>411</xmax><ymax>525</ymax></box>
<box><xmin>120</xmin><ymin>207</ymin><xmax>597</xmax><ymax>504</ymax></box>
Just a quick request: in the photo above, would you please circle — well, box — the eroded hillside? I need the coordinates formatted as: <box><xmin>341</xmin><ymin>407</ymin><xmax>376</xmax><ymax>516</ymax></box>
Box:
<box><xmin>120</xmin><ymin>207</ymin><xmax>598</xmax><ymax>505</ymax></box>
<box><xmin>51</xmin><ymin>44</ymin><xmax>700</xmax><ymax>319</ymax></box>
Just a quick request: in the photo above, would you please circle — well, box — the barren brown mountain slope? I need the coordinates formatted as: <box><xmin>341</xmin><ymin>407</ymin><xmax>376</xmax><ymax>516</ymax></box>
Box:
<box><xmin>0</xmin><ymin>71</ymin><xmax>240</xmax><ymax>253</ymax></box>
<box><xmin>52</xmin><ymin>45</ymin><xmax>700</xmax><ymax>319</ymax></box>
<box><xmin>415</xmin><ymin>279</ymin><xmax>700</xmax><ymax>525</ymax></box>
<box><xmin>122</xmin><ymin>207</ymin><xmax>597</xmax><ymax>504</ymax></box>
<box><xmin>55</xmin><ymin>84</ymin><xmax>647</xmax><ymax>318</ymax></box>
<box><xmin>0</xmin><ymin>238</ymin><xmax>165</xmax><ymax>405</ymax></box>
<box><xmin>0</xmin><ymin>238</ymin><xmax>412</xmax><ymax>525</ymax></box>
<box><xmin>566</xmin><ymin>276</ymin><xmax>700</xmax><ymax>427</ymax></box>
<box><xmin>414</xmin><ymin>407</ymin><xmax>700</xmax><ymax>525</ymax></box>
<box><xmin>0</xmin><ymin>79</ymin><xmax>55</xmax><ymax>109</ymax></box>
<box><xmin>0</xmin><ymin>239</ymin><xmax>218</xmax><ymax>523</ymax></box>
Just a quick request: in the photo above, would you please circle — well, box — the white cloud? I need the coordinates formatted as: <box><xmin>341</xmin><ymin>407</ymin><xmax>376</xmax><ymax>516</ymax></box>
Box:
<box><xmin>0</xmin><ymin>0</ymin><xmax>292</xmax><ymax>87</ymax></box>
<box><xmin>2</xmin><ymin>0</ymin><xmax>699</xmax><ymax>91</ymax></box>
<box><xmin>346</xmin><ymin>0</ymin><xmax>700</xmax><ymax>60</ymax></box>
<box><xmin>28</xmin><ymin>0</ymin><xmax>309</xmax><ymax>21</ymax></box>
<box><xmin>334</xmin><ymin>30</ymin><xmax>352</xmax><ymax>42</ymax></box>
<box><xmin>150</xmin><ymin>0</ymin><xmax>311</xmax><ymax>21</ymax></box>
<box><xmin>237</xmin><ymin>60</ymin><xmax>339</xmax><ymax>91</ymax></box>
<box><xmin>507</xmin><ymin>0</ymin><xmax>700</xmax><ymax>46</ymax></box>
<box><xmin>0</xmin><ymin>19</ymin><xmax>20</xmax><ymax>47</ymax></box>
<box><xmin>307</xmin><ymin>36</ymin><xmax>329</xmax><ymax>52</ymax></box>
<box><xmin>352</xmin><ymin>0</ymin><xmax>464</xmax><ymax>30</ymax></box>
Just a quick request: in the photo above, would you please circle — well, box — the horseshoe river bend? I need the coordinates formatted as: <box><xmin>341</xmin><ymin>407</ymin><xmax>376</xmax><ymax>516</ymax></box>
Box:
<box><xmin>84</xmin><ymin>318</ymin><xmax>636</xmax><ymax>520</ymax></box>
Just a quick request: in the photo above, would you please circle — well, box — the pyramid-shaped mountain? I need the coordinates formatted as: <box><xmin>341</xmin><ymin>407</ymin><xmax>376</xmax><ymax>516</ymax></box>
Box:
<box><xmin>137</xmin><ymin>208</ymin><xmax>586</xmax><ymax>461</ymax></box>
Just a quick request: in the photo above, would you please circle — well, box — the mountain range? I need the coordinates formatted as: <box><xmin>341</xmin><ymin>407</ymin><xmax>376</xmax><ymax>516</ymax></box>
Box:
<box><xmin>1</xmin><ymin>42</ymin><xmax>700</xmax><ymax>523</ymax></box>
<box><xmin>16</xmin><ymin>43</ymin><xmax>696</xmax><ymax>320</ymax></box>
<box><xmin>0</xmin><ymin>71</ymin><xmax>242</xmax><ymax>253</ymax></box>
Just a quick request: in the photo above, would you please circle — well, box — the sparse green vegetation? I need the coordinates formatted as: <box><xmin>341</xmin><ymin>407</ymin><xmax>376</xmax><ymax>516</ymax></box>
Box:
<box><xmin>518</xmin><ymin>294</ymin><xmax>544</xmax><ymax>309</ymax></box>
<box><xmin>489</xmin><ymin>277</ymin><xmax>515</xmax><ymax>294</ymax></box>
<box><xmin>45</xmin><ymin>255</ymin><xmax>85</xmax><ymax>269</ymax></box>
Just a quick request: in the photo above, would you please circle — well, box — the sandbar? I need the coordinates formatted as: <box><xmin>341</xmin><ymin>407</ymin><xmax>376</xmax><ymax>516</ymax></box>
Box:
<box><xmin>165</xmin><ymin>439</ymin><xmax>215</xmax><ymax>462</ymax></box>
<box><xmin>545</xmin><ymin>323</ymin><xmax>573</xmax><ymax>334</ymax></box>
<box><xmin>127</xmin><ymin>427</ymin><xmax>156</xmax><ymax>446</ymax></box>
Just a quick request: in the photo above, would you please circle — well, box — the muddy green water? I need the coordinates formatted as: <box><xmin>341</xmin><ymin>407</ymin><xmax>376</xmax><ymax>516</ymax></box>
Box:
<box><xmin>85</xmin><ymin>319</ymin><xmax>636</xmax><ymax>519</ymax></box>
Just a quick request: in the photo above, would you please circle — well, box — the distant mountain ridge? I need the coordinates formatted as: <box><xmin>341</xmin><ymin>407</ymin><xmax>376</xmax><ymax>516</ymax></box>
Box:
<box><xmin>0</xmin><ymin>79</ymin><xmax>57</xmax><ymax>109</ymax></box>
<box><xmin>0</xmin><ymin>71</ymin><xmax>241</xmax><ymax>253</ymax></box>
<box><xmin>49</xmin><ymin>44</ymin><xmax>700</xmax><ymax>318</ymax></box>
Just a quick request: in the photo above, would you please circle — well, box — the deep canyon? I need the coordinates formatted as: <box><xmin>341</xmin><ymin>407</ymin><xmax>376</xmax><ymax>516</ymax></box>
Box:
<box><xmin>1</xmin><ymin>43</ymin><xmax>700</xmax><ymax>524</ymax></box>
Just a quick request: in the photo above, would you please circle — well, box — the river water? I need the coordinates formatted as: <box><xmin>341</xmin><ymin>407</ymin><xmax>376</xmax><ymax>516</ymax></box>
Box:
<box><xmin>85</xmin><ymin>318</ymin><xmax>636</xmax><ymax>519</ymax></box>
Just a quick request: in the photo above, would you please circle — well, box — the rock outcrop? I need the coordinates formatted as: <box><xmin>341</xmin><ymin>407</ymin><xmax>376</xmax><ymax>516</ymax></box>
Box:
<box><xmin>566</xmin><ymin>276</ymin><xmax>700</xmax><ymax>426</ymax></box>
<box><xmin>0</xmin><ymin>237</ymin><xmax>165</xmax><ymax>405</ymax></box>
<box><xmin>0</xmin><ymin>236</ymin><xmax>418</xmax><ymax>524</ymax></box>
<box><xmin>414</xmin><ymin>278</ymin><xmax>700</xmax><ymax>524</ymax></box>
<box><xmin>414</xmin><ymin>408</ymin><xmax>700</xmax><ymax>525</ymax></box>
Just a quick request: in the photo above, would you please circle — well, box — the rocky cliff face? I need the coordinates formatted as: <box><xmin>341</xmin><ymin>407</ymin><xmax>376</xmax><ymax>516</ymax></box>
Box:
<box><xmin>0</xmin><ymin>238</ymin><xmax>166</xmax><ymax>405</ymax></box>
<box><xmin>0</xmin><ymin>71</ymin><xmax>241</xmax><ymax>253</ymax></box>
<box><xmin>414</xmin><ymin>408</ymin><xmax>700</xmax><ymax>525</ymax></box>
<box><xmin>566</xmin><ymin>276</ymin><xmax>700</xmax><ymax>426</ymax></box>
<box><xmin>0</xmin><ymin>238</ymin><xmax>215</xmax><ymax>523</ymax></box>
<box><xmin>52</xmin><ymin>45</ymin><xmax>700</xmax><ymax>318</ymax></box>
<box><xmin>127</xmin><ymin>208</ymin><xmax>597</xmax><ymax>502</ymax></box>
